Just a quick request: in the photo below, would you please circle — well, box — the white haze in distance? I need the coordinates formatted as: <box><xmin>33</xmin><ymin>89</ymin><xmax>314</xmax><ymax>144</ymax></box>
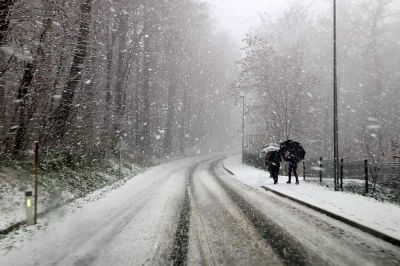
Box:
<box><xmin>203</xmin><ymin>0</ymin><xmax>328</xmax><ymax>44</ymax></box>
<box><xmin>203</xmin><ymin>0</ymin><xmax>289</xmax><ymax>43</ymax></box>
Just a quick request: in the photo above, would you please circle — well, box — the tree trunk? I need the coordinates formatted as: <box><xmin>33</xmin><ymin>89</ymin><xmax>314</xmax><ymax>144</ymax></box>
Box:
<box><xmin>0</xmin><ymin>0</ymin><xmax>14</xmax><ymax>150</ymax></box>
<box><xmin>133</xmin><ymin>56</ymin><xmax>142</xmax><ymax>155</ymax></box>
<box><xmin>113</xmin><ymin>13</ymin><xmax>128</xmax><ymax>143</ymax></box>
<box><xmin>83</xmin><ymin>69</ymin><xmax>95</xmax><ymax>143</ymax></box>
<box><xmin>103</xmin><ymin>17</ymin><xmax>117</xmax><ymax>148</ymax></box>
<box><xmin>6</xmin><ymin>26</ymin><xmax>46</xmax><ymax>155</ymax></box>
<box><xmin>0</xmin><ymin>79</ymin><xmax>5</xmax><ymax>139</ymax></box>
<box><xmin>38</xmin><ymin>40</ymin><xmax>66</xmax><ymax>147</ymax></box>
<box><xmin>163</xmin><ymin>78</ymin><xmax>176</xmax><ymax>155</ymax></box>
<box><xmin>50</xmin><ymin>0</ymin><xmax>92</xmax><ymax>141</ymax></box>
<box><xmin>141</xmin><ymin>31</ymin><xmax>152</xmax><ymax>158</ymax></box>
<box><xmin>11</xmin><ymin>62</ymin><xmax>34</xmax><ymax>156</ymax></box>
<box><xmin>179</xmin><ymin>85</ymin><xmax>189</xmax><ymax>155</ymax></box>
<box><xmin>11</xmin><ymin>10</ymin><xmax>54</xmax><ymax>156</ymax></box>
<box><xmin>0</xmin><ymin>0</ymin><xmax>14</xmax><ymax>45</ymax></box>
<box><xmin>81</xmin><ymin>27</ymin><xmax>98</xmax><ymax>146</ymax></box>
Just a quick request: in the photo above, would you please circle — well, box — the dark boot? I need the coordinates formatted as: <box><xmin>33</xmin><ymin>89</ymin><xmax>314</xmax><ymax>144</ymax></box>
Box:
<box><xmin>295</xmin><ymin>180</ymin><xmax>299</xmax><ymax>184</ymax></box>
<box><xmin>287</xmin><ymin>180</ymin><xmax>291</xmax><ymax>184</ymax></box>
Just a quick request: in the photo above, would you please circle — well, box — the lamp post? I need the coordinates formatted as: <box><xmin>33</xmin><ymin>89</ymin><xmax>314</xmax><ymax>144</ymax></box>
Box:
<box><xmin>333</xmin><ymin>0</ymin><xmax>339</xmax><ymax>191</ymax></box>
<box><xmin>241</xmin><ymin>95</ymin><xmax>245</xmax><ymax>164</ymax></box>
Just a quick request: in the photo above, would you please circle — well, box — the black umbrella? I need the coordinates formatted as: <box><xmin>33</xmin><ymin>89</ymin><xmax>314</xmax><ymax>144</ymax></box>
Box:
<box><xmin>279</xmin><ymin>140</ymin><xmax>306</xmax><ymax>163</ymax></box>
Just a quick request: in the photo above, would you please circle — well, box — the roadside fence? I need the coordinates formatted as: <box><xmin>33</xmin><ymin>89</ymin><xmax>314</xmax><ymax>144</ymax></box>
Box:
<box><xmin>304</xmin><ymin>157</ymin><xmax>400</xmax><ymax>195</ymax></box>
<box><xmin>243</xmin><ymin>152</ymin><xmax>400</xmax><ymax>199</ymax></box>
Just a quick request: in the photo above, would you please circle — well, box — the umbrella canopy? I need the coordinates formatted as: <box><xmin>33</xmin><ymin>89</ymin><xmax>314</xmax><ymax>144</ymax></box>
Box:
<box><xmin>262</xmin><ymin>143</ymin><xmax>280</xmax><ymax>153</ymax></box>
<box><xmin>279</xmin><ymin>140</ymin><xmax>306</xmax><ymax>163</ymax></box>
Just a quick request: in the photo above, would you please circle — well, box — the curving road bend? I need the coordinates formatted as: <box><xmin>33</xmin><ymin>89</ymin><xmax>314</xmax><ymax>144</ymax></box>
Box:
<box><xmin>1</xmin><ymin>156</ymin><xmax>400</xmax><ymax>266</ymax></box>
<box><xmin>188</xmin><ymin>159</ymin><xmax>400</xmax><ymax>266</ymax></box>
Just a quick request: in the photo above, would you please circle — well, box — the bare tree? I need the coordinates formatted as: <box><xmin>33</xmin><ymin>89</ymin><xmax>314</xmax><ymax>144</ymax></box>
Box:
<box><xmin>0</xmin><ymin>0</ymin><xmax>14</xmax><ymax>45</ymax></box>
<box><xmin>50</xmin><ymin>0</ymin><xmax>93</xmax><ymax>141</ymax></box>
<box><xmin>0</xmin><ymin>0</ymin><xmax>238</xmax><ymax>163</ymax></box>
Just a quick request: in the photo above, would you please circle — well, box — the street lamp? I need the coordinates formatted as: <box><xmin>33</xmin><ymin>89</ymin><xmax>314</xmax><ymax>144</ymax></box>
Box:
<box><xmin>333</xmin><ymin>0</ymin><xmax>339</xmax><ymax>191</ymax></box>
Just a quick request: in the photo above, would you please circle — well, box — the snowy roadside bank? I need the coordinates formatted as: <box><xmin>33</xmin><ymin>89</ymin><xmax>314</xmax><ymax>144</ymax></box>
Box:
<box><xmin>223</xmin><ymin>155</ymin><xmax>400</xmax><ymax>242</ymax></box>
<box><xmin>0</xmin><ymin>159</ymin><xmax>146</xmax><ymax>233</ymax></box>
<box><xmin>0</xmin><ymin>156</ymin><xmax>214</xmax><ymax>264</ymax></box>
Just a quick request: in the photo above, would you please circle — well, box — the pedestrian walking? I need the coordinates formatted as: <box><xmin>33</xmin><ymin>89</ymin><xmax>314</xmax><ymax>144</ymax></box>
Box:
<box><xmin>265</xmin><ymin>150</ymin><xmax>281</xmax><ymax>184</ymax></box>
<box><xmin>279</xmin><ymin>140</ymin><xmax>306</xmax><ymax>185</ymax></box>
<box><xmin>263</xmin><ymin>144</ymin><xmax>281</xmax><ymax>184</ymax></box>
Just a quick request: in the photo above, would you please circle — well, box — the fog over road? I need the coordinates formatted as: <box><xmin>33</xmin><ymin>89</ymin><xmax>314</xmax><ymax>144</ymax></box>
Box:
<box><xmin>1</xmin><ymin>156</ymin><xmax>400</xmax><ymax>266</ymax></box>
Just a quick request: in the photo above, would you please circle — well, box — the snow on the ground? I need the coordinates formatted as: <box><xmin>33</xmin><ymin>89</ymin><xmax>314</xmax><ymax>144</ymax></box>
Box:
<box><xmin>223</xmin><ymin>155</ymin><xmax>400</xmax><ymax>241</ymax></box>
<box><xmin>0</xmin><ymin>156</ymin><xmax>211</xmax><ymax>265</ymax></box>
<box><xmin>0</xmin><ymin>168</ymin><xmax>31</xmax><ymax>230</ymax></box>
<box><xmin>0</xmin><ymin>162</ymin><xmax>142</xmax><ymax>232</ymax></box>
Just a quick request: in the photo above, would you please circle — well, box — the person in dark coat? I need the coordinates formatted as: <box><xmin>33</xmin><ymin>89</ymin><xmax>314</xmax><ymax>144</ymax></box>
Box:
<box><xmin>282</xmin><ymin>150</ymin><xmax>300</xmax><ymax>184</ymax></box>
<box><xmin>280</xmin><ymin>140</ymin><xmax>306</xmax><ymax>185</ymax></box>
<box><xmin>265</xmin><ymin>150</ymin><xmax>282</xmax><ymax>184</ymax></box>
<box><xmin>288</xmin><ymin>156</ymin><xmax>299</xmax><ymax>184</ymax></box>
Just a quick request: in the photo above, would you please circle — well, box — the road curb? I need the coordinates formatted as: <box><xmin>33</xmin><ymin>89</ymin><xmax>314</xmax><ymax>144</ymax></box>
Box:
<box><xmin>222</xmin><ymin>161</ymin><xmax>400</xmax><ymax>248</ymax></box>
<box><xmin>222</xmin><ymin>164</ymin><xmax>235</xmax><ymax>176</ymax></box>
<box><xmin>260</xmin><ymin>186</ymin><xmax>400</xmax><ymax>247</ymax></box>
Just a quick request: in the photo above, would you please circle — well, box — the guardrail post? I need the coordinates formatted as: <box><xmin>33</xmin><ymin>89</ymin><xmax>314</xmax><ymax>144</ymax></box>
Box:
<box><xmin>364</xmin><ymin>159</ymin><xmax>369</xmax><ymax>193</ymax></box>
<box><xmin>303</xmin><ymin>160</ymin><xmax>306</xmax><ymax>181</ymax></box>
<box><xmin>340</xmin><ymin>158</ymin><xmax>344</xmax><ymax>190</ymax></box>
<box><xmin>25</xmin><ymin>191</ymin><xmax>34</xmax><ymax>225</ymax></box>
<box><xmin>319</xmin><ymin>156</ymin><xmax>323</xmax><ymax>183</ymax></box>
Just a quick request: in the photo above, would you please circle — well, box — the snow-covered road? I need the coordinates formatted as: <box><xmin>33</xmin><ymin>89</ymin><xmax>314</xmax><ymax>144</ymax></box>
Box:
<box><xmin>0</xmin><ymin>156</ymin><xmax>204</xmax><ymax>266</ymax></box>
<box><xmin>1</xmin><ymin>156</ymin><xmax>400</xmax><ymax>266</ymax></box>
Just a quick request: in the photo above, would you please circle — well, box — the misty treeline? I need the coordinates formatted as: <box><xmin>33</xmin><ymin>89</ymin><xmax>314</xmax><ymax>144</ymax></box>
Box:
<box><xmin>0</xmin><ymin>0</ymin><xmax>237</xmax><ymax>162</ymax></box>
<box><xmin>236</xmin><ymin>0</ymin><xmax>400</xmax><ymax>163</ymax></box>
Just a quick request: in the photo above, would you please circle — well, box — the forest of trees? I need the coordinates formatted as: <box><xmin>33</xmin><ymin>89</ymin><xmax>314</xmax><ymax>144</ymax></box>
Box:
<box><xmin>1</xmin><ymin>0</ymin><xmax>399</xmax><ymax>166</ymax></box>
<box><xmin>0</xmin><ymin>0</ymin><xmax>238</xmax><ymax>162</ymax></box>
<box><xmin>236</xmin><ymin>0</ymin><xmax>400</xmax><ymax>163</ymax></box>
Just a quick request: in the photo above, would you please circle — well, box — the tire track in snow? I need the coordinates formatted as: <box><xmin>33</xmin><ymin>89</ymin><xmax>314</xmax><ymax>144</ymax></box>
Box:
<box><xmin>170</xmin><ymin>185</ymin><xmax>191</xmax><ymax>265</ymax></box>
<box><xmin>215</xmin><ymin>159</ymin><xmax>400</xmax><ymax>265</ymax></box>
<box><xmin>50</xmin><ymin>163</ymin><xmax>194</xmax><ymax>266</ymax></box>
<box><xmin>170</xmin><ymin>157</ymin><xmax>220</xmax><ymax>266</ymax></box>
<box><xmin>188</xmin><ymin>160</ymin><xmax>283</xmax><ymax>265</ymax></box>
<box><xmin>209</xmin><ymin>159</ymin><xmax>312</xmax><ymax>266</ymax></box>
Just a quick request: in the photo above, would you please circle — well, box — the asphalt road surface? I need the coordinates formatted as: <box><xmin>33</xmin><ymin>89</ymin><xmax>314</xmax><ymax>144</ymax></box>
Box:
<box><xmin>1</xmin><ymin>156</ymin><xmax>400</xmax><ymax>266</ymax></box>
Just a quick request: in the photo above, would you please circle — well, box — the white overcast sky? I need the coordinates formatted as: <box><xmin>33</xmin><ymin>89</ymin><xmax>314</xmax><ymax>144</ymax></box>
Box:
<box><xmin>202</xmin><ymin>0</ymin><xmax>290</xmax><ymax>43</ymax></box>
<box><xmin>202</xmin><ymin>0</ymin><xmax>328</xmax><ymax>44</ymax></box>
